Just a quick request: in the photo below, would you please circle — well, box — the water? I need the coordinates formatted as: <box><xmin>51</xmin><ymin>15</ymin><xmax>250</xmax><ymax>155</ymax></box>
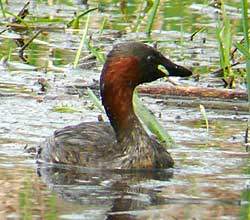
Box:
<box><xmin>0</xmin><ymin>0</ymin><xmax>249</xmax><ymax>219</ymax></box>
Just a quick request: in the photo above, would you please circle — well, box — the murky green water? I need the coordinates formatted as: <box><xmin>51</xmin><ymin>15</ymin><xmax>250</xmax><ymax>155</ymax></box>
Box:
<box><xmin>0</xmin><ymin>0</ymin><xmax>249</xmax><ymax>219</ymax></box>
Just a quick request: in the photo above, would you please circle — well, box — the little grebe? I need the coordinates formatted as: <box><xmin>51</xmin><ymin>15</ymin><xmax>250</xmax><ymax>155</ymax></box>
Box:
<box><xmin>37</xmin><ymin>42</ymin><xmax>192</xmax><ymax>169</ymax></box>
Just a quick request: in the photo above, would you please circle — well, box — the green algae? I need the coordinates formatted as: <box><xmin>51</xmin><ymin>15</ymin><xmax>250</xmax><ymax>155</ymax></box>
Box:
<box><xmin>52</xmin><ymin>104</ymin><xmax>80</xmax><ymax>113</ymax></box>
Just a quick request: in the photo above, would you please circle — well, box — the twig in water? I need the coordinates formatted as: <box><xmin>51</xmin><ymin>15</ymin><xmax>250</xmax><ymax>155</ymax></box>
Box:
<box><xmin>190</xmin><ymin>27</ymin><xmax>206</xmax><ymax>41</ymax></box>
<box><xmin>245</xmin><ymin>124</ymin><xmax>249</xmax><ymax>152</ymax></box>
<box><xmin>13</xmin><ymin>1</ymin><xmax>30</xmax><ymax>23</ymax></box>
<box><xmin>0</xmin><ymin>1</ymin><xmax>30</xmax><ymax>34</ymax></box>
<box><xmin>19</xmin><ymin>30</ymin><xmax>42</xmax><ymax>62</ymax></box>
<box><xmin>209</xmin><ymin>61</ymin><xmax>242</xmax><ymax>76</ymax></box>
<box><xmin>0</xmin><ymin>27</ymin><xmax>9</xmax><ymax>35</ymax></box>
<box><xmin>0</xmin><ymin>1</ymin><xmax>30</xmax><ymax>35</ymax></box>
<box><xmin>231</xmin><ymin>38</ymin><xmax>244</xmax><ymax>60</ymax></box>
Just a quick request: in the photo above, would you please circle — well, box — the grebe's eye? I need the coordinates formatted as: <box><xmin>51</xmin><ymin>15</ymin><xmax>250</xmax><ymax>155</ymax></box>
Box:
<box><xmin>146</xmin><ymin>55</ymin><xmax>154</xmax><ymax>62</ymax></box>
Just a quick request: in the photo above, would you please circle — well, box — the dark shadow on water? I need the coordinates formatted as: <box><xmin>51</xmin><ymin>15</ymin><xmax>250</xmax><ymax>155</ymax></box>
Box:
<box><xmin>37</xmin><ymin>164</ymin><xmax>173</xmax><ymax>219</ymax></box>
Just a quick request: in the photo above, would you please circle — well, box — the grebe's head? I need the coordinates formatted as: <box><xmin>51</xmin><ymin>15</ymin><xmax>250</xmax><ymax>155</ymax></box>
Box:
<box><xmin>101</xmin><ymin>42</ymin><xmax>192</xmax><ymax>87</ymax></box>
<box><xmin>100</xmin><ymin>42</ymin><xmax>192</xmax><ymax>133</ymax></box>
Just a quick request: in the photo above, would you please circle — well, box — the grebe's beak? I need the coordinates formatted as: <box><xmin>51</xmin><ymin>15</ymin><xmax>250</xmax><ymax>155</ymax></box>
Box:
<box><xmin>158</xmin><ymin>57</ymin><xmax>192</xmax><ymax>77</ymax></box>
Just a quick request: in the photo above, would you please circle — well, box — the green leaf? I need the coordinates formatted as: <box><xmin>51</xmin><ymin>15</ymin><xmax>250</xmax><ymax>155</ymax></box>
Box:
<box><xmin>241</xmin><ymin>0</ymin><xmax>249</xmax><ymax>49</ymax></box>
<box><xmin>67</xmin><ymin>7</ymin><xmax>98</xmax><ymax>28</ymax></box>
<box><xmin>235</xmin><ymin>42</ymin><xmax>250</xmax><ymax>59</ymax></box>
<box><xmin>0</xmin><ymin>0</ymin><xmax>6</xmax><ymax>18</ymax></box>
<box><xmin>73</xmin><ymin>13</ymin><xmax>90</xmax><ymax>68</ymax></box>
<box><xmin>52</xmin><ymin>105</ymin><xmax>80</xmax><ymax>113</ymax></box>
<box><xmin>144</xmin><ymin>0</ymin><xmax>154</xmax><ymax>13</ymax></box>
<box><xmin>86</xmin><ymin>41</ymin><xmax>106</xmax><ymax>64</ymax></box>
<box><xmin>216</xmin><ymin>0</ymin><xmax>232</xmax><ymax>78</ymax></box>
<box><xmin>4</xmin><ymin>10</ymin><xmax>29</xmax><ymax>27</ymax></box>
<box><xmin>240</xmin><ymin>0</ymin><xmax>250</xmax><ymax>106</ymax></box>
<box><xmin>133</xmin><ymin>91</ymin><xmax>174</xmax><ymax>147</ymax></box>
<box><xmin>87</xmin><ymin>88</ymin><xmax>105</xmax><ymax>113</ymax></box>
<box><xmin>145</xmin><ymin>0</ymin><xmax>160</xmax><ymax>35</ymax></box>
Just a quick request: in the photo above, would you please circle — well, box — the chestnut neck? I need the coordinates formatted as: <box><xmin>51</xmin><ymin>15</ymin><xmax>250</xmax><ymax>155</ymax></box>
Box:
<box><xmin>100</xmin><ymin>56</ymin><xmax>141</xmax><ymax>140</ymax></box>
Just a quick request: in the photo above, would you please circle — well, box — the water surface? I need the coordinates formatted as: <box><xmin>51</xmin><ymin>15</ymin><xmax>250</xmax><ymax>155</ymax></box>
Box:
<box><xmin>0</xmin><ymin>0</ymin><xmax>249</xmax><ymax>219</ymax></box>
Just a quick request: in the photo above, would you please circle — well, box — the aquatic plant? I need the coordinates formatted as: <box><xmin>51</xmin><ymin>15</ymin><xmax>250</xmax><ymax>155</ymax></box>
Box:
<box><xmin>216</xmin><ymin>0</ymin><xmax>234</xmax><ymax>87</ymax></box>
<box><xmin>0</xmin><ymin>0</ymin><xmax>5</xmax><ymax>18</ymax></box>
<box><xmin>87</xmin><ymin>88</ymin><xmax>105</xmax><ymax>113</ymax></box>
<box><xmin>133</xmin><ymin>0</ymin><xmax>147</xmax><ymax>32</ymax></box>
<box><xmin>73</xmin><ymin>13</ymin><xmax>90</xmax><ymax>68</ymax></box>
<box><xmin>44</xmin><ymin>195</ymin><xmax>58</xmax><ymax>220</ymax></box>
<box><xmin>52</xmin><ymin>104</ymin><xmax>80</xmax><ymax>113</ymax></box>
<box><xmin>99</xmin><ymin>16</ymin><xmax>108</xmax><ymax>35</ymax></box>
<box><xmin>133</xmin><ymin>92</ymin><xmax>174</xmax><ymax>147</ymax></box>
<box><xmin>119</xmin><ymin>0</ymin><xmax>154</xmax><ymax>33</ymax></box>
<box><xmin>145</xmin><ymin>0</ymin><xmax>160</xmax><ymax>35</ymax></box>
<box><xmin>19</xmin><ymin>180</ymin><xmax>32</xmax><ymax>220</ymax></box>
<box><xmin>86</xmin><ymin>40</ymin><xmax>106</xmax><ymax>64</ymax></box>
<box><xmin>199</xmin><ymin>104</ymin><xmax>209</xmax><ymax>133</ymax></box>
<box><xmin>19</xmin><ymin>175</ymin><xmax>58</xmax><ymax>220</ymax></box>
<box><xmin>67</xmin><ymin>7</ymin><xmax>98</xmax><ymax>29</ymax></box>
<box><xmin>238</xmin><ymin>0</ymin><xmax>250</xmax><ymax>105</ymax></box>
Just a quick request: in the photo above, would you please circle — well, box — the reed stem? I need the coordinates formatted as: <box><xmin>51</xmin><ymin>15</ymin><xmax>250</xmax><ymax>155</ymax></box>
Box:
<box><xmin>240</xmin><ymin>0</ymin><xmax>250</xmax><ymax>107</ymax></box>
<box><xmin>73</xmin><ymin>13</ymin><xmax>90</xmax><ymax>68</ymax></box>
<box><xmin>145</xmin><ymin>0</ymin><xmax>160</xmax><ymax>35</ymax></box>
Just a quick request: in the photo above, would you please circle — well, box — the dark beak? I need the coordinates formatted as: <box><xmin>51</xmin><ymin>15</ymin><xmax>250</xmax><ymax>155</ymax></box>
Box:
<box><xmin>160</xmin><ymin>56</ymin><xmax>192</xmax><ymax>77</ymax></box>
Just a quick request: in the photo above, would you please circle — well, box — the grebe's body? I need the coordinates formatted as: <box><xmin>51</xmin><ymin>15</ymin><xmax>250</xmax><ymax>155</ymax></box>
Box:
<box><xmin>37</xmin><ymin>42</ymin><xmax>192</xmax><ymax>169</ymax></box>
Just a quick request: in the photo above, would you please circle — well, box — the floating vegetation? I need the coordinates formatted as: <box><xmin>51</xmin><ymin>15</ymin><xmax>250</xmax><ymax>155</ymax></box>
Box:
<box><xmin>0</xmin><ymin>82</ymin><xmax>33</xmax><ymax>95</ymax></box>
<box><xmin>19</xmin><ymin>179</ymin><xmax>33</xmax><ymax>220</ymax></box>
<box><xmin>52</xmin><ymin>104</ymin><xmax>80</xmax><ymax>113</ymax></box>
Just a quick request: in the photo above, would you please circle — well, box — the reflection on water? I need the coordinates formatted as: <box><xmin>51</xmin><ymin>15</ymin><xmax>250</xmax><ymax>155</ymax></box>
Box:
<box><xmin>38</xmin><ymin>164</ymin><xmax>173</xmax><ymax>220</ymax></box>
<box><xmin>36</xmin><ymin>161</ymin><xmax>244</xmax><ymax>220</ymax></box>
<box><xmin>0</xmin><ymin>0</ymin><xmax>249</xmax><ymax>219</ymax></box>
